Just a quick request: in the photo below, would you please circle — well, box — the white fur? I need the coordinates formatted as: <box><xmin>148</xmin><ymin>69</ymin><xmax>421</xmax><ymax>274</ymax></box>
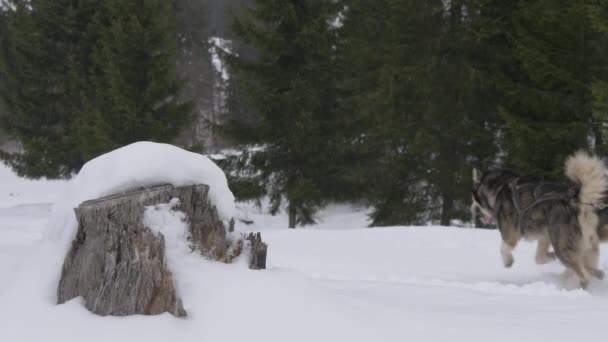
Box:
<box><xmin>565</xmin><ymin>151</ymin><xmax>608</xmax><ymax>204</ymax></box>
<box><xmin>534</xmin><ymin>234</ymin><xmax>554</xmax><ymax>265</ymax></box>
<box><xmin>500</xmin><ymin>241</ymin><xmax>514</xmax><ymax>267</ymax></box>
<box><xmin>565</xmin><ymin>151</ymin><xmax>608</xmax><ymax>239</ymax></box>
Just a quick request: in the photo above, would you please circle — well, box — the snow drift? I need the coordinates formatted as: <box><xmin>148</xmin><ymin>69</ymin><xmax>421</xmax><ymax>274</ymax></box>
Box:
<box><xmin>5</xmin><ymin>143</ymin><xmax>608</xmax><ymax>342</ymax></box>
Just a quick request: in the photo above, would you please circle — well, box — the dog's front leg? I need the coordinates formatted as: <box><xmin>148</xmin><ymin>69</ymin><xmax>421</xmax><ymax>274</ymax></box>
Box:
<box><xmin>501</xmin><ymin>241</ymin><xmax>515</xmax><ymax>267</ymax></box>
<box><xmin>535</xmin><ymin>233</ymin><xmax>556</xmax><ymax>265</ymax></box>
<box><xmin>499</xmin><ymin>222</ymin><xmax>519</xmax><ymax>268</ymax></box>
<box><xmin>585</xmin><ymin>234</ymin><xmax>604</xmax><ymax>280</ymax></box>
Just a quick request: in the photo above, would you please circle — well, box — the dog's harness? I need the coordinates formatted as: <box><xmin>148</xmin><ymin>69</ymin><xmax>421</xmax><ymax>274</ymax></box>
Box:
<box><xmin>480</xmin><ymin>171</ymin><xmax>608</xmax><ymax>228</ymax></box>
<box><xmin>584</xmin><ymin>190</ymin><xmax>608</xmax><ymax>210</ymax></box>
<box><xmin>508</xmin><ymin>178</ymin><xmax>578</xmax><ymax>229</ymax></box>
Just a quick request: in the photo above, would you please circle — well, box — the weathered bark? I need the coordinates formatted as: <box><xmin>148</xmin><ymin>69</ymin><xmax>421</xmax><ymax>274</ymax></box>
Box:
<box><xmin>246</xmin><ymin>232</ymin><xmax>267</xmax><ymax>270</ymax></box>
<box><xmin>57</xmin><ymin>183</ymin><xmax>267</xmax><ymax>318</ymax></box>
<box><xmin>57</xmin><ymin>185</ymin><xmax>187</xmax><ymax>317</ymax></box>
<box><xmin>174</xmin><ymin>184</ymin><xmax>233</xmax><ymax>262</ymax></box>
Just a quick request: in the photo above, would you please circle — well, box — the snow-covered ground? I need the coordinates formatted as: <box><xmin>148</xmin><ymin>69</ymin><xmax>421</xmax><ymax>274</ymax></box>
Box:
<box><xmin>2</xmin><ymin>161</ymin><xmax>608</xmax><ymax>342</ymax></box>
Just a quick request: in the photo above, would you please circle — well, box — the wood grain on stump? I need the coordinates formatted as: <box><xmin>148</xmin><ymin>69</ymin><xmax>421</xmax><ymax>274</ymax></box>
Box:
<box><xmin>57</xmin><ymin>184</ymin><xmax>267</xmax><ymax>317</ymax></box>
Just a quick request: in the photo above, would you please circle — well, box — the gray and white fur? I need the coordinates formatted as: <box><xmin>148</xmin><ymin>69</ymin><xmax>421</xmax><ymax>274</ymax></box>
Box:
<box><xmin>473</xmin><ymin>152</ymin><xmax>608</xmax><ymax>288</ymax></box>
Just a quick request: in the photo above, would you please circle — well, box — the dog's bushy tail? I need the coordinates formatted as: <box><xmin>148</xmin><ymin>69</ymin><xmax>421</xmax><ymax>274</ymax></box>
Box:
<box><xmin>565</xmin><ymin>151</ymin><xmax>607</xmax><ymax>236</ymax></box>
<box><xmin>566</xmin><ymin>151</ymin><xmax>607</xmax><ymax>205</ymax></box>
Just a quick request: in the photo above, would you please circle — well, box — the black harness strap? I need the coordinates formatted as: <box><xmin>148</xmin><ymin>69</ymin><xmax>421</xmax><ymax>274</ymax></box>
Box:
<box><xmin>579</xmin><ymin>190</ymin><xmax>608</xmax><ymax>210</ymax></box>
<box><xmin>508</xmin><ymin>178</ymin><xmax>576</xmax><ymax>230</ymax></box>
<box><xmin>489</xmin><ymin>181</ymin><xmax>511</xmax><ymax>218</ymax></box>
<box><xmin>510</xmin><ymin>178</ymin><xmax>532</xmax><ymax>214</ymax></box>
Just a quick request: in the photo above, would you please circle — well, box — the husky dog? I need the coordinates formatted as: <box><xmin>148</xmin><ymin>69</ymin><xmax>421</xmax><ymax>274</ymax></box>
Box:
<box><xmin>473</xmin><ymin>152</ymin><xmax>607</xmax><ymax>288</ymax></box>
<box><xmin>472</xmin><ymin>170</ymin><xmax>559</xmax><ymax>267</ymax></box>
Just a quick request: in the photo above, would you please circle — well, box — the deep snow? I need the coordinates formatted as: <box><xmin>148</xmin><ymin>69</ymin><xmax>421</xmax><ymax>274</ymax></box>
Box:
<box><xmin>2</xmin><ymin>162</ymin><xmax>608</xmax><ymax>342</ymax></box>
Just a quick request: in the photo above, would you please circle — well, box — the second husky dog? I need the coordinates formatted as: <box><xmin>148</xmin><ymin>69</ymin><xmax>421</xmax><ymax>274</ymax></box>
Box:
<box><xmin>473</xmin><ymin>152</ymin><xmax>607</xmax><ymax>288</ymax></box>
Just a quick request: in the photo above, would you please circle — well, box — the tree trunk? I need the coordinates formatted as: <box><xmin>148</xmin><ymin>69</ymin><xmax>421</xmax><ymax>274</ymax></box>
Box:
<box><xmin>288</xmin><ymin>203</ymin><xmax>296</xmax><ymax>228</ymax></box>
<box><xmin>246</xmin><ymin>232</ymin><xmax>268</xmax><ymax>270</ymax></box>
<box><xmin>440</xmin><ymin>190</ymin><xmax>454</xmax><ymax>226</ymax></box>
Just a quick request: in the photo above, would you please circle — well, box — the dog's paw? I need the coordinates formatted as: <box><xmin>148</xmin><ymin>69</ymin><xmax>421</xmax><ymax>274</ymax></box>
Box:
<box><xmin>591</xmin><ymin>269</ymin><xmax>605</xmax><ymax>280</ymax></box>
<box><xmin>502</xmin><ymin>255</ymin><xmax>514</xmax><ymax>268</ymax></box>
<box><xmin>535</xmin><ymin>253</ymin><xmax>556</xmax><ymax>265</ymax></box>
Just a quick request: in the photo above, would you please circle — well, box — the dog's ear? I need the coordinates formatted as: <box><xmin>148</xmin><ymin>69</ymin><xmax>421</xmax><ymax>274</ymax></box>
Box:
<box><xmin>472</xmin><ymin>168</ymin><xmax>480</xmax><ymax>185</ymax></box>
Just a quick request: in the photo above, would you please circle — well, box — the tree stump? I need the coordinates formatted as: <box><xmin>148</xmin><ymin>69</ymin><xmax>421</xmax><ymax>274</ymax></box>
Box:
<box><xmin>56</xmin><ymin>184</ymin><xmax>267</xmax><ymax>317</ymax></box>
<box><xmin>246</xmin><ymin>232</ymin><xmax>268</xmax><ymax>270</ymax></box>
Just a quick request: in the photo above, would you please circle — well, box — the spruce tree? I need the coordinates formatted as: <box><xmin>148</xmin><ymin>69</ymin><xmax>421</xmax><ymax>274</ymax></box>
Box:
<box><xmin>0</xmin><ymin>0</ymin><xmax>193</xmax><ymax>177</ymax></box>
<box><xmin>588</xmin><ymin>1</ymin><xmax>608</xmax><ymax>154</ymax></box>
<box><xmin>79</xmin><ymin>0</ymin><xmax>192</xmax><ymax>160</ymax></box>
<box><xmin>0</xmin><ymin>0</ymin><xmax>97</xmax><ymax>178</ymax></box>
<box><xmin>0</xmin><ymin>6</ymin><xmax>10</xmax><ymax>124</ymax></box>
<box><xmin>498</xmin><ymin>0</ymin><xmax>602</xmax><ymax>177</ymax></box>
<box><xmin>226</xmin><ymin>0</ymin><xmax>341</xmax><ymax>228</ymax></box>
<box><xmin>338</xmin><ymin>0</ymin><xmax>501</xmax><ymax>226</ymax></box>
<box><xmin>337</xmin><ymin>0</ymin><xmax>442</xmax><ymax>225</ymax></box>
<box><xmin>424</xmin><ymin>0</ymin><xmax>504</xmax><ymax>226</ymax></box>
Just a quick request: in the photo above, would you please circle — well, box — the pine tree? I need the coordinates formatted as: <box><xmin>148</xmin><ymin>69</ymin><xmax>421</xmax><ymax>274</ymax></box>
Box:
<box><xmin>338</xmin><ymin>0</ymin><xmax>501</xmax><ymax>226</ymax></box>
<box><xmin>226</xmin><ymin>0</ymin><xmax>341</xmax><ymax>228</ymax></box>
<box><xmin>0</xmin><ymin>0</ymin><xmax>193</xmax><ymax>177</ymax></box>
<box><xmin>80</xmin><ymin>0</ymin><xmax>192</xmax><ymax>160</ymax></box>
<box><xmin>0</xmin><ymin>6</ymin><xmax>10</xmax><ymax>125</ymax></box>
<box><xmin>588</xmin><ymin>0</ymin><xmax>608</xmax><ymax>154</ymax></box>
<box><xmin>423</xmin><ymin>0</ymin><xmax>504</xmax><ymax>226</ymax></box>
<box><xmin>336</xmin><ymin>0</ymin><xmax>441</xmax><ymax>225</ymax></box>
<box><xmin>0</xmin><ymin>0</ymin><xmax>98</xmax><ymax>178</ymax></box>
<box><xmin>498</xmin><ymin>0</ymin><xmax>602</xmax><ymax>177</ymax></box>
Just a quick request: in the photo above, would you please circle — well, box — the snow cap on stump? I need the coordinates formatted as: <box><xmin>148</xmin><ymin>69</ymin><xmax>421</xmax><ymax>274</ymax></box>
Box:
<box><xmin>49</xmin><ymin>141</ymin><xmax>236</xmax><ymax>246</ymax></box>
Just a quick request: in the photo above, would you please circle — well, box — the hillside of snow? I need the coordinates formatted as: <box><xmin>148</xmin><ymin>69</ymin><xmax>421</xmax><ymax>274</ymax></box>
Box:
<box><xmin>2</xmin><ymin>158</ymin><xmax>608</xmax><ymax>342</ymax></box>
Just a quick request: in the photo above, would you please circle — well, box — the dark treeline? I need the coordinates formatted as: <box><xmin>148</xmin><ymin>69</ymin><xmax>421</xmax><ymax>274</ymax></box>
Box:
<box><xmin>1</xmin><ymin>0</ymin><xmax>608</xmax><ymax>227</ymax></box>
<box><xmin>0</xmin><ymin>0</ymin><xmax>192</xmax><ymax>178</ymax></box>
<box><xmin>0</xmin><ymin>0</ymin><xmax>247</xmax><ymax>177</ymax></box>
<box><xmin>222</xmin><ymin>0</ymin><xmax>608</xmax><ymax>227</ymax></box>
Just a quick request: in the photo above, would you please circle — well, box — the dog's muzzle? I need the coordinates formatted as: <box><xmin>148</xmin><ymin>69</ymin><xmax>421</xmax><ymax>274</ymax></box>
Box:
<box><xmin>484</xmin><ymin>215</ymin><xmax>494</xmax><ymax>225</ymax></box>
